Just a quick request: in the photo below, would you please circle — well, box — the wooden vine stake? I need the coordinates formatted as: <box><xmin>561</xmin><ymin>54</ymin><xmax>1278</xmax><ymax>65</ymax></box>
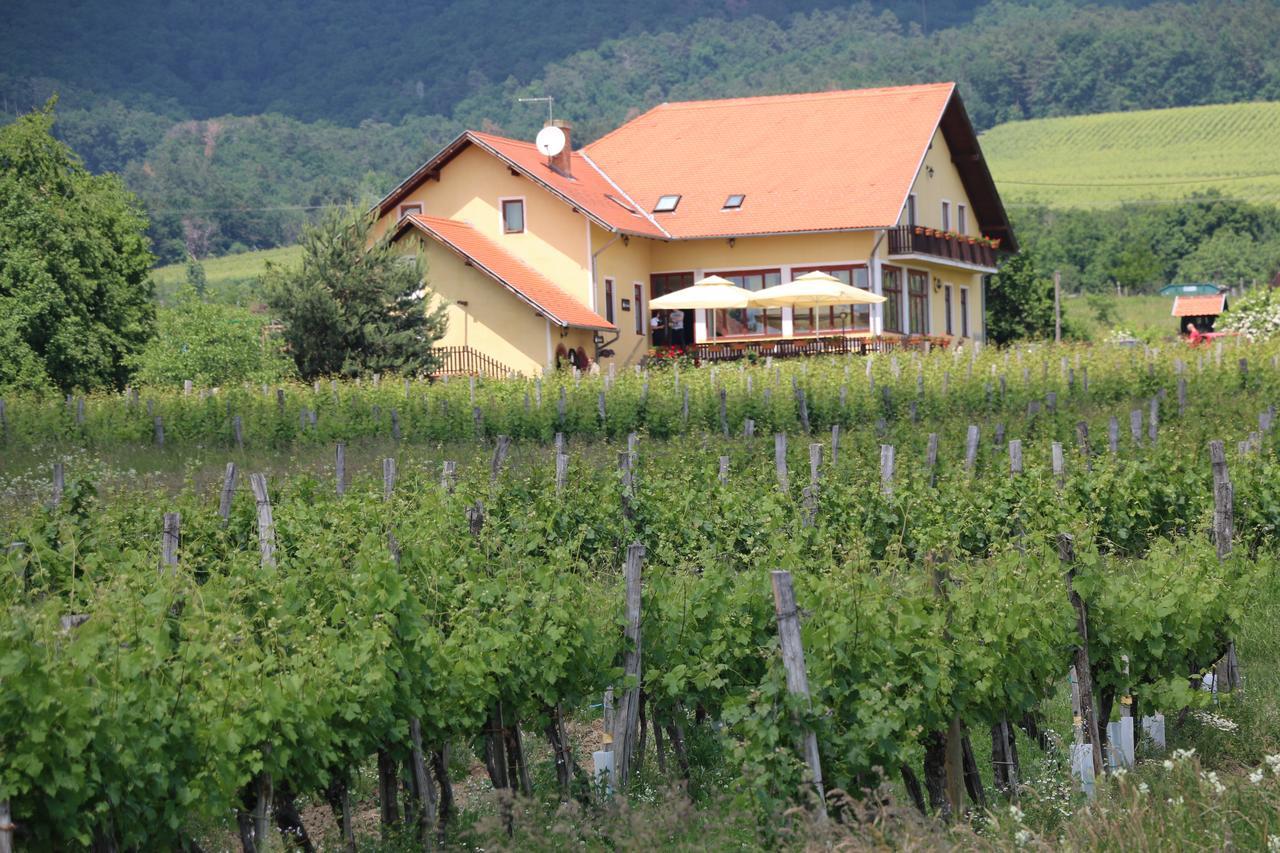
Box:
<box><xmin>611</xmin><ymin>543</ymin><xmax>646</xmax><ymax>790</ymax></box>
<box><xmin>161</xmin><ymin>512</ymin><xmax>180</xmax><ymax>575</ymax></box>
<box><xmin>246</xmin><ymin>473</ymin><xmax>276</xmax><ymax>845</ymax></box>
<box><xmin>1209</xmin><ymin>440</ymin><xmax>1242</xmax><ymax>691</ymax></box>
<box><xmin>964</xmin><ymin>425</ymin><xmax>979</xmax><ymax>473</ymax></box>
<box><xmin>335</xmin><ymin>442</ymin><xmax>346</xmax><ymax>496</ymax></box>
<box><xmin>218</xmin><ymin>462</ymin><xmax>238</xmax><ymax>524</ymax></box>
<box><xmin>770</xmin><ymin>571</ymin><xmax>827</xmax><ymax>820</ymax></box>
<box><xmin>774</xmin><ymin>433</ymin><xmax>789</xmax><ymax>492</ymax></box>
<box><xmin>1062</xmin><ymin>533</ymin><xmax>1104</xmax><ymax>791</ymax></box>
<box><xmin>880</xmin><ymin>444</ymin><xmax>896</xmax><ymax>496</ymax></box>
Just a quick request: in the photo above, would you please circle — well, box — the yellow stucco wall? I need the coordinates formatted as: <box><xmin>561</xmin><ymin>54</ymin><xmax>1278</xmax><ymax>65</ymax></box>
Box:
<box><xmin>415</xmin><ymin>239</ymin><xmax>561</xmax><ymax>376</ymax></box>
<box><xmin>590</xmin><ymin>224</ymin><xmax>654</xmax><ymax>367</ymax></box>
<box><xmin>372</xmin><ymin>145</ymin><xmax>592</xmax><ymax>305</ymax></box>
<box><xmin>900</xmin><ymin>129</ymin><xmax>978</xmax><ymax>236</ymax></box>
<box><xmin>649</xmin><ymin>231</ymin><xmax>878</xmax><ymax>273</ymax></box>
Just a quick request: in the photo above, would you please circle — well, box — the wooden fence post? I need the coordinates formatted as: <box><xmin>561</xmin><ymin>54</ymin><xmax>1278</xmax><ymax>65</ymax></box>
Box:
<box><xmin>1008</xmin><ymin>439</ymin><xmax>1023</xmax><ymax>476</ymax></box>
<box><xmin>964</xmin><ymin>425</ymin><xmax>979</xmax><ymax>473</ymax></box>
<box><xmin>219</xmin><ymin>462</ymin><xmax>238</xmax><ymax>524</ymax></box>
<box><xmin>1062</xmin><ymin>534</ymin><xmax>1104</xmax><ymax>782</ymax></box>
<box><xmin>161</xmin><ymin>512</ymin><xmax>180</xmax><ymax>574</ymax></box>
<box><xmin>880</xmin><ymin>444</ymin><xmax>896</xmax><ymax>496</ymax></box>
<box><xmin>1052</xmin><ymin>442</ymin><xmax>1065</xmax><ymax>488</ymax></box>
<box><xmin>249</xmin><ymin>473</ymin><xmax>276</xmax><ymax>568</ymax></box>
<box><xmin>1209</xmin><ymin>440</ymin><xmax>1242</xmax><ymax>690</ymax></box>
<box><xmin>490</xmin><ymin>435</ymin><xmax>511</xmax><ymax>485</ymax></box>
<box><xmin>611</xmin><ymin>543</ymin><xmax>645</xmax><ymax>789</ymax></box>
<box><xmin>925</xmin><ymin>433</ymin><xmax>939</xmax><ymax>488</ymax></box>
<box><xmin>770</xmin><ymin>570</ymin><xmax>827</xmax><ymax>819</ymax></box>
<box><xmin>233</xmin><ymin>415</ymin><xmax>244</xmax><ymax>450</ymax></box>
<box><xmin>383</xmin><ymin>458</ymin><xmax>397</xmax><ymax>501</ymax></box>
<box><xmin>555</xmin><ymin>452</ymin><xmax>569</xmax><ymax>496</ymax></box>
<box><xmin>1129</xmin><ymin>409</ymin><xmax>1142</xmax><ymax>448</ymax></box>
<box><xmin>1148</xmin><ymin>397</ymin><xmax>1159</xmax><ymax>445</ymax></box>
<box><xmin>441</xmin><ymin>461</ymin><xmax>457</xmax><ymax>494</ymax></box>
<box><xmin>830</xmin><ymin>425</ymin><xmax>840</xmax><ymax>466</ymax></box>
<box><xmin>1076</xmin><ymin>421</ymin><xmax>1092</xmax><ymax>471</ymax></box>
<box><xmin>775</xmin><ymin>434</ymin><xmax>789</xmax><ymax>492</ymax></box>
<box><xmin>335</xmin><ymin>442</ymin><xmax>346</xmax><ymax>496</ymax></box>
<box><xmin>154</xmin><ymin>415</ymin><xmax>165</xmax><ymax>447</ymax></box>
<box><xmin>718</xmin><ymin>456</ymin><xmax>730</xmax><ymax>486</ymax></box>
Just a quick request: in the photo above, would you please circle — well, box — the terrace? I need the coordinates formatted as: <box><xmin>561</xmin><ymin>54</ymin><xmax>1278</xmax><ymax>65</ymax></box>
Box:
<box><xmin>887</xmin><ymin>225</ymin><xmax>999</xmax><ymax>269</ymax></box>
<box><xmin>660</xmin><ymin>334</ymin><xmax>951</xmax><ymax>364</ymax></box>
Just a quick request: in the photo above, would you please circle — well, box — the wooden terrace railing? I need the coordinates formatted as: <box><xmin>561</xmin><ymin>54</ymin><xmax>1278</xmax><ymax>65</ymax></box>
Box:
<box><xmin>887</xmin><ymin>225</ymin><xmax>998</xmax><ymax>268</ymax></box>
<box><xmin>677</xmin><ymin>334</ymin><xmax>951</xmax><ymax>364</ymax></box>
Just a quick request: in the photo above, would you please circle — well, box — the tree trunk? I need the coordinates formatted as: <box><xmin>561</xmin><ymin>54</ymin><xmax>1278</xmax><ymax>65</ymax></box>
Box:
<box><xmin>433</xmin><ymin>748</ymin><xmax>455</xmax><ymax>827</ymax></box>
<box><xmin>324</xmin><ymin>778</ymin><xmax>356</xmax><ymax>853</ymax></box>
<box><xmin>273</xmin><ymin>787</ymin><xmax>316</xmax><ymax>852</ymax></box>
<box><xmin>377</xmin><ymin>749</ymin><xmax>400</xmax><ymax>832</ymax></box>
<box><xmin>922</xmin><ymin>731</ymin><xmax>948</xmax><ymax>816</ymax></box>
<box><xmin>900</xmin><ymin>764</ymin><xmax>927</xmax><ymax>815</ymax></box>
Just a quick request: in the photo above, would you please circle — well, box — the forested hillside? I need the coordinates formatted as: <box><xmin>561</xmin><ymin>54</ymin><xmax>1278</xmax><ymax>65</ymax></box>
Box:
<box><xmin>4</xmin><ymin>0</ymin><xmax>1279</xmax><ymax>262</ymax></box>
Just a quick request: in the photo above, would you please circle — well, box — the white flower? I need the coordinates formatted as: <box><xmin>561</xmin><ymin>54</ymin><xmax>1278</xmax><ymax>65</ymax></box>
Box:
<box><xmin>1112</xmin><ymin>766</ymin><xmax>1127</xmax><ymax>779</ymax></box>
<box><xmin>1202</xmin><ymin>771</ymin><xmax>1226</xmax><ymax>794</ymax></box>
<box><xmin>1009</xmin><ymin>804</ymin><xmax>1024</xmax><ymax>823</ymax></box>
<box><xmin>1268</xmin><ymin>835</ymin><xmax>1280</xmax><ymax>853</ymax></box>
<box><xmin>1250</xmin><ymin>768</ymin><xmax>1265</xmax><ymax>784</ymax></box>
<box><xmin>1163</xmin><ymin>760</ymin><xmax>1175</xmax><ymax>770</ymax></box>
<box><xmin>1015</xmin><ymin>829</ymin><xmax>1034</xmax><ymax>846</ymax></box>
<box><xmin>1192</xmin><ymin>711</ymin><xmax>1239</xmax><ymax>732</ymax></box>
<box><xmin>1172</xmin><ymin>748</ymin><xmax>1197</xmax><ymax>762</ymax></box>
<box><xmin>1266</xmin><ymin>754</ymin><xmax>1280</xmax><ymax>775</ymax></box>
<box><xmin>1138</xmin><ymin>782</ymin><xmax>1150</xmax><ymax>794</ymax></box>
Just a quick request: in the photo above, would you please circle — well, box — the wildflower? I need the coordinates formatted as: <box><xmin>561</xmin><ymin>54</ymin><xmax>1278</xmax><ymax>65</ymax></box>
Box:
<box><xmin>1015</xmin><ymin>829</ymin><xmax>1034</xmax><ymax>846</ymax></box>
<box><xmin>1112</xmin><ymin>766</ymin><xmax>1127</xmax><ymax>779</ymax></box>
<box><xmin>1250</xmin><ymin>768</ymin><xmax>1265</xmax><ymax>785</ymax></box>
<box><xmin>1266</xmin><ymin>754</ymin><xmax>1280</xmax><ymax>775</ymax></box>
<box><xmin>1138</xmin><ymin>782</ymin><xmax>1149</xmax><ymax>795</ymax></box>
<box><xmin>1171</xmin><ymin>748</ymin><xmax>1196</xmax><ymax>762</ymax></box>
<box><xmin>1192</xmin><ymin>711</ymin><xmax>1239</xmax><ymax>732</ymax></box>
<box><xmin>1202</xmin><ymin>771</ymin><xmax>1225</xmax><ymax>794</ymax></box>
<box><xmin>1008</xmin><ymin>804</ymin><xmax>1024</xmax><ymax>823</ymax></box>
<box><xmin>1269</xmin><ymin>835</ymin><xmax>1280</xmax><ymax>853</ymax></box>
<box><xmin>1163</xmin><ymin>760</ymin><xmax>1175</xmax><ymax>771</ymax></box>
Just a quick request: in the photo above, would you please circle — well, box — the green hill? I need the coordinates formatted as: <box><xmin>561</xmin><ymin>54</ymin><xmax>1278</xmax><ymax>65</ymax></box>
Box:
<box><xmin>982</xmin><ymin>101</ymin><xmax>1280</xmax><ymax>209</ymax></box>
<box><xmin>151</xmin><ymin>245</ymin><xmax>301</xmax><ymax>306</ymax></box>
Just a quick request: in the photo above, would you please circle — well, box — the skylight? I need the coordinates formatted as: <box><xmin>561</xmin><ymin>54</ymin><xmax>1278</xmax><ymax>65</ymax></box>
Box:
<box><xmin>723</xmin><ymin>194</ymin><xmax>745</xmax><ymax>210</ymax></box>
<box><xmin>605</xmin><ymin>193</ymin><xmax>637</xmax><ymax>215</ymax></box>
<box><xmin>653</xmin><ymin>194</ymin><xmax>681</xmax><ymax>213</ymax></box>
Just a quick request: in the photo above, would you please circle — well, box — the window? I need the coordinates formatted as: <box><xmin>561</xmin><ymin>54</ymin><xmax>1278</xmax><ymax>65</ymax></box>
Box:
<box><xmin>908</xmin><ymin>270</ymin><xmax>929</xmax><ymax>335</ymax></box>
<box><xmin>653</xmin><ymin>194</ymin><xmax>681</xmax><ymax>213</ymax></box>
<box><xmin>398</xmin><ymin>203</ymin><xmax>423</xmax><ymax>221</ymax></box>
<box><xmin>882</xmin><ymin>266</ymin><xmax>903</xmax><ymax>334</ymax></box>
<box><xmin>944</xmin><ymin>284</ymin><xmax>953</xmax><ymax>335</ymax></box>
<box><xmin>906</xmin><ymin>194</ymin><xmax>917</xmax><ymax>227</ymax></box>
<box><xmin>941</xmin><ymin>201</ymin><xmax>951</xmax><ymax>231</ymax></box>
<box><xmin>958</xmin><ymin>204</ymin><xmax>967</xmax><ymax>235</ymax></box>
<box><xmin>651</xmin><ymin>272</ymin><xmax>694</xmax><ymax>346</ymax></box>
<box><xmin>604</xmin><ymin>278</ymin><xmax>615</xmax><ymax>324</ymax></box>
<box><xmin>723</xmin><ymin>194</ymin><xmax>745</xmax><ymax>210</ymax></box>
<box><xmin>501</xmin><ymin>198</ymin><xmax>525</xmax><ymax>233</ymax></box>
<box><xmin>960</xmin><ymin>287</ymin><xmax>970</xmax><ymax>337</ymax></box>
<box><xmin>790</xmin><ymin>266</ymin><xmax>871</xmax><ymax>335</ymax></box>
<box><xmin>710</xmin><ymin>269</ymin><xmax>782</xmax><ymax>338</ymax></box>
<box><xmin>633</xmin><ymin>283</ymin><xmax>644</xmax><ymax>334</ymax></box>
<box><xmin>605</xmin><ymin>194</ymin><xmax>637</xmax><ymax>214</ymax></box>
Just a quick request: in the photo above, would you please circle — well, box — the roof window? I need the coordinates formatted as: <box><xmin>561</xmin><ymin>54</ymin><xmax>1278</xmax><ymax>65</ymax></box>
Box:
<box><xmin>653</xmin><ymin>194</ymin><xmax>681</xmax><ymax>213</ymax></box>
<box><xmin>605</xmin><ymin>193</ymin><xmax>638</xmax><ymax>215</ymax></box>
<box><xmin>723</xmin><ymin>194</ymin><xmax>745</xmax><ymax>210</ymax></box>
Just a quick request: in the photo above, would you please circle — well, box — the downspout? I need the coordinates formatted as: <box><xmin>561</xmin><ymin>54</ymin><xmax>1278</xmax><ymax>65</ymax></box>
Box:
<box><xmin>591</xmin><ymin>232</ymin><xmax>622</xmax><ymax>360</ymax></box>
<box><xmin>869</xmin><ymin>229</ymin><xmax>888</xmax><ymax>337</ymax></box>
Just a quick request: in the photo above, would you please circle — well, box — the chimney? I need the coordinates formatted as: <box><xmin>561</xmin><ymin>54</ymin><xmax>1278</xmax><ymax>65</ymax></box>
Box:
<box><xmin>548</xmin><ymin>119</ymin><xmax>572</xmax><ymax>178</ymax></box>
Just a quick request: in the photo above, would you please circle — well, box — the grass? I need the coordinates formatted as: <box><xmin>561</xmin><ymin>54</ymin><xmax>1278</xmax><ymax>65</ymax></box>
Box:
<box><xmin>150</xmin><ymin>244</ymin><xmax>302</xmax><ymax>305</ymax></box>
<box><xmin>981</xmin><ymin>101</ymin><xmax>1280</xmax><ymax>209</ymax></box>
<box><xmin>1061</xmin><ymin>293</ymin><xmax>1178</xmax><ymax>341</ymax></box>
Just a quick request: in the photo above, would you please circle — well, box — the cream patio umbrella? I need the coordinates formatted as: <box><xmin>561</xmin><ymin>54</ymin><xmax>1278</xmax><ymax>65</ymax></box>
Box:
<box><xmin>649</xmin><ymin>275</ymin><xmax>752</xmax><ymax>309</ymax></box>
<box><xmin>747</xmin><ymin>270</ymin><xmax>885</xmax><ymax>337</ymax></box>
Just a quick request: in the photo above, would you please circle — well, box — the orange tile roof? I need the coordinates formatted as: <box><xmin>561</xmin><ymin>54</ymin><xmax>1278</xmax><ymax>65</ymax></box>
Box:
<box><xmin>582</xmin><ymin>83</ymin><xmax>957</xmax><ymax>239</ymax></box>
<box><xmin>399</xmin><ymin>214</ymin><xmax>615</xmax><ymax>331</ymax></box>
<box><xmin>467</xmin><ymin>132</ymin><xmax>668</xmax><ymax>238</ymax></box>
<box><xmin>1172</xmin><ymin>294</ymin><xmax>1226</xmax><ymax>317</ymax></box>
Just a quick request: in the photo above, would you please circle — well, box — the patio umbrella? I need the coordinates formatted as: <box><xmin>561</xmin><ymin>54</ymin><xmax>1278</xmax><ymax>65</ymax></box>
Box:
<box><xmin>747</xmin><ymin>270</ymin><xmax>885</xmax><ymax>336</ymax></box>
<box><xmin>650</xmin><ymin>274</ymin><xmax>752</xmax><ymax>309</ymax></box>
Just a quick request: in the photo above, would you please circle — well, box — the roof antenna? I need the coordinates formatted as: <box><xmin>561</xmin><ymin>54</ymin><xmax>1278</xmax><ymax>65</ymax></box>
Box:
<box><xmin>518</xmin><ymin>96</ymin><xmax>555</xmax><ymax>126</ymax></box>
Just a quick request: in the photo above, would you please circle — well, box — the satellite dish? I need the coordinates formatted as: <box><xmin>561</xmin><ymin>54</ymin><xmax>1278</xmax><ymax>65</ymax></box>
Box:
<box><xmin>536</xmin><ymin>125</ymin><xmax>566</xmax><ymax>157</ymax></box>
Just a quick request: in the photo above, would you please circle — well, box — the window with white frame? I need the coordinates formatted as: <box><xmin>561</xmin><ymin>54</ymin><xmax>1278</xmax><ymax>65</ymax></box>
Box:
<box><xmin>958</xmin><ymin>204</ymin><xmax>967</xmax><ymax>235</ymax></box>
<box><xmin>501</xmin><ymin>198</ymin><xmax>525</xmax><ymax>233</ymax></box>
<box><xmin>941</xmin><ymin>200</ymin><xmax>951</xmax><ymax>231</ymax></box>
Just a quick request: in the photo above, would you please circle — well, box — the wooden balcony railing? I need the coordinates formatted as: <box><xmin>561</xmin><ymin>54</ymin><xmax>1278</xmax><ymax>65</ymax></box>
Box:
<box><xmin>678</xmin><ymin>334</ymin><xmax>950</xmax><ymax>364</ymax></box>
<box><xmin>430</xmin><ymin>346</ymin><xmax>516</xmax><ymax>379</ymax></box>
<box><xmin>887</xmin><ymin>225</ymin><xmax>998</xmax><ymax>268</ymax></box>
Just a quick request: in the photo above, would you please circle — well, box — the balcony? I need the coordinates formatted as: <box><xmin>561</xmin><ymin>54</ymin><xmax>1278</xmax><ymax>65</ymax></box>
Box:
<box><xmin>887</xmin><ymin>225</ymin><xmax>999</xmax><ymax>269</ymax></box>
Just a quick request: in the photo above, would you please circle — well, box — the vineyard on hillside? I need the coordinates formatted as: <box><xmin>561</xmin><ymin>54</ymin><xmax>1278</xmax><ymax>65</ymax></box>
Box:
<box><xmin>981</xmin><ymin>101</ymin><xmax>1280</xmax><ymax>209</ymax></box>
<box><xmin>3</xmin><ymin>341</ymin><xmax>1280</xmax><ymax>849</ymax></box>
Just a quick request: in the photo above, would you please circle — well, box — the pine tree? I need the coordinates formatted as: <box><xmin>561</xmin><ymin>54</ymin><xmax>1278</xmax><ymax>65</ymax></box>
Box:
<box><xmin>262</xmin><ymin>206</ymin><xmax>448</xmax><ymax>379</ymax></box>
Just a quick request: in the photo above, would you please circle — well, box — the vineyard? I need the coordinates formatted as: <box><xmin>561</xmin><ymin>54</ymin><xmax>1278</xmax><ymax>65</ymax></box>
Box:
<box><xmin>3</xmin><ymin>341</ymin><xmax>1280</xmax><ymax>849</ymax></box>
<box><xmin>981</xmin><ymin>100</ymin><xmax>1280</xmax><ymax>209</ymax></box>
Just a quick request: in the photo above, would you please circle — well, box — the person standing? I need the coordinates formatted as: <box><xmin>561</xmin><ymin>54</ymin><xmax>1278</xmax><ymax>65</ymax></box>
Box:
<box><xmin>668</xmin><ymin>308</ymin><xmax>685</xmax><ymax>346</ymax></box>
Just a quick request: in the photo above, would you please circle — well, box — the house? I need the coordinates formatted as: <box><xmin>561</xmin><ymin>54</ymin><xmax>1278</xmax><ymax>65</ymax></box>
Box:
<box><xmin>371</xmin><ymin>82</ymin><xmax>1017</xmax><ymax>375</ymax></box>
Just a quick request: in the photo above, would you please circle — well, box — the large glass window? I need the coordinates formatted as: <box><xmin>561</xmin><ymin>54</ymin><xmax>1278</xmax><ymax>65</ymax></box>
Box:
<box><xmin>650</xmin><ymin>272</ymin><xmax>694</xmax><ymax>346</ymax></box>
<box><xmin>711</xmin><ymin>269</ymin><xmax>782</xmax><ymax>338</ymax></box>
<box><xmin>790</xmin><ymin>266</ymin><xmax>871</xmax><ymax>335</ymax></box>
<box><xmin>908</xmin><ymin>270</ymin><xmax>929</xmax><ymax>335</ymax></box>
<box><xmin>882</xmin><ymin>266</ymin><xmax>903</xmax><ymax>334</ymax></box>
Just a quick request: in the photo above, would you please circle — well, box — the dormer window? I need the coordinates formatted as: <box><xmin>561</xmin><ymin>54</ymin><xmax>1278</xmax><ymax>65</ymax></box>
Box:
<box><xmin>723</xmin><ymin>194</ymin><xmax>745</xmax><ymax>210</ymax></box>
<box><xmin>653</xmin><ymin>194</ymin><xmax>681</xmax><ymax>213</ymax></box>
